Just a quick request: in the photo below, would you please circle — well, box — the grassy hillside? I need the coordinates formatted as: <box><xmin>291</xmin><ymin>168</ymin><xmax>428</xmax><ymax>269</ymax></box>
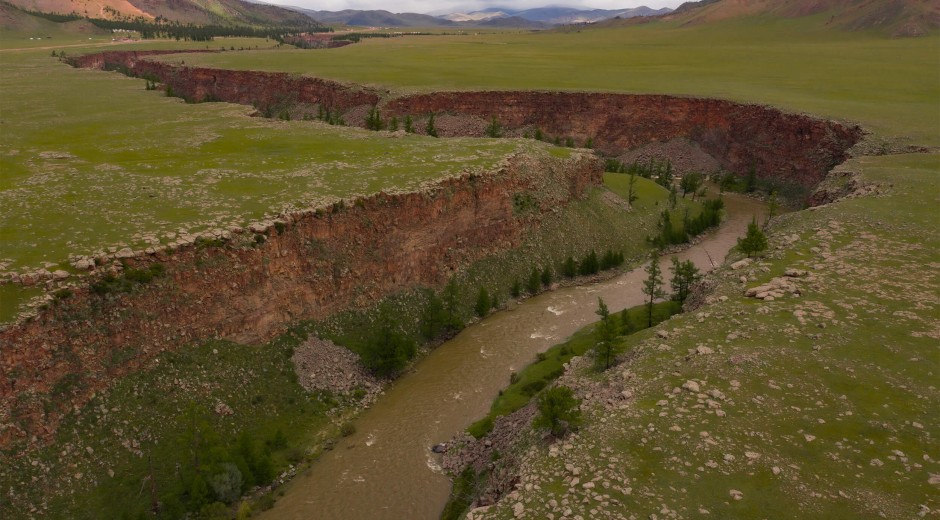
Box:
<box><xmin>466</xmin><ymin>151</ymin><xmax>939</xmax><ymax>519</ymax></box>
<box><xmin>3</xmin><ymin>0</ymin><xmax>315</xmax><ymax>26</ymax></box>
<box><xmin>173</xmin><ymin>17</ymin><xmax>940</xmax><ymax>146</ymax></box>
<box><xmin>662</xmin><ymin>0</ymin><xmax>940</xmax><ymax>37</ymax></box>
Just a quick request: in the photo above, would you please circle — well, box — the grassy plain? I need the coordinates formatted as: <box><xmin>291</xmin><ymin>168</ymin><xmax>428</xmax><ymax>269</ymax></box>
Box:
<box><xmin>0</xmin><ymin>40</ymin><xmax>533</xmax><ymax>321</ymax></box>
<box><xmin>175</xmin><ymin>17</ymin><xmax>940</xmax><ymax>146</ymax></box>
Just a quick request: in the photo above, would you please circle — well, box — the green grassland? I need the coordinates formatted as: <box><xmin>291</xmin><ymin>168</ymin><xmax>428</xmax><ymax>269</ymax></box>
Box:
<box><xmin>471</xmin><ymin>153</ymin><xmax>940</xmax><ymax>518</ymax></box>
<box><xmin>0</xmin><ymin>42</ymin><xmax>536</xmax><ymax>322</ymax></box>
<box><xmin>174</xmin><ymin>17</ymin><xmax>939</xmax><ymax>146</ymax></box>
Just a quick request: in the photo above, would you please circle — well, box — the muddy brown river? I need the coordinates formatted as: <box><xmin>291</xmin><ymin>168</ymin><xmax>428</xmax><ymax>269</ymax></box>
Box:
<box><xmin>262</xmin><ymin>191</ymin><xmax>767</xmax><ymax>520</ymax></box>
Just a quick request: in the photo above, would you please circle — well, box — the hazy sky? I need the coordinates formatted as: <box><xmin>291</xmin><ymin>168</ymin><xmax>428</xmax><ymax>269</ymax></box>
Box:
<box><xmin>264</xmin><ymin>1</ymin><xmax>685</xmax><ymax>14</ymax></box>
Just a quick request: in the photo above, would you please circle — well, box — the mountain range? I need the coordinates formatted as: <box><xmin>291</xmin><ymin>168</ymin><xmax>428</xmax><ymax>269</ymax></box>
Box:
<box><xmin>3</xmin><ymin>0</ymin><xmax>314</xmax><ymax>25</ymax></box>
<box><xmin>301</xmin><ymin>5</ymin><xmax>671</xmax><ymax>29</ymax></box>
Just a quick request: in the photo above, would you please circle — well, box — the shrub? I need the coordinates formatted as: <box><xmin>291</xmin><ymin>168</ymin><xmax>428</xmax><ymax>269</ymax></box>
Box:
<box><xmin>533</xmin><ymin>385</ymin><xmax>582</xmax><ymax>437</ymax></box>
<box><xmin>562</xmin><ymin>256</ymin><xmax>577</xmax><ymax>278</ymax></box>
<box><xmin>475</xmin><ymin>287</ymin><xmax>491</xmax><ymax>318</ymax></box>
<box><xmin>340</xmin><ymin>422</ymin><xmax>356</xmax><ymax>437</ymax></box>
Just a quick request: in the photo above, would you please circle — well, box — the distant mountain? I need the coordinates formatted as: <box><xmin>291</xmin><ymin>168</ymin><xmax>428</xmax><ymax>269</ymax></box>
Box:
<box><xmin>4</xmin><ymin>0</ymin><xmax>314</xmax><ymax>25</ymax></box>
<box><xmin>513</xmin><ymin>6</ymin><xmax>672</xmax><ymax>24</ymax></box>
<box><xmin>438</xmin><ymin>5</ymin><xmax>672</xmax><ymax>25</ymax></box>
<box><xmin>302</xmin><ymin>9</ymin><xmax>455</xmax><ymax>28</ymax></box>
<box><xmin>476</xmin><ymin>15</ymin><xmax>549</xmax><ymax>29</ymax></box>
<box><xmin>301</xmin><ymin>5</ymin><xmax>670</xmax><ymax>28</ymax></box>
<box><xmin>665</xmin><ymin>0</ymin><xmax>939</xmax><ymax>37</ymax></box>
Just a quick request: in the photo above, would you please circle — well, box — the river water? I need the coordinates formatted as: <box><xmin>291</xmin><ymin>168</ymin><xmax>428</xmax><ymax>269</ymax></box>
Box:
<box><xmin>262</xmin><ymin>191</ymin><xmax>767</xmax><ymax>520</ymax></box>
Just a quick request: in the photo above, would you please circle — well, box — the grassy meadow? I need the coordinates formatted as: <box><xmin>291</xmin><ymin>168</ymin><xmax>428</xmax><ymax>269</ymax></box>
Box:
<box><xmin>0</xmin><ymin>40</ymin><xmax>535</xmax><ymax>322</ymax></box>
<box><xmin>173</xmin><ymin>17</ymin><xmax>940</xmax><ymax>146</ymax></box>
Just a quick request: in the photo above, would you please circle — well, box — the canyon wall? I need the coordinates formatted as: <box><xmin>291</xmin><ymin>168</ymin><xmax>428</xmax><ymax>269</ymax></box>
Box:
<box><xmin>67</xmin><ymin>50</ymin><xmax>383</xmax><ymax>113</ymax></box>
<box><xmin>67</xmin><ymin>51</ymin><xmax>863</xmax><ymax>187</ymax></box>
<box><xmin>384</xmin><ymin>92</ymin><xmax>863</xmax><ymax>187</ymax></box>
<box><xmin>2</xmin><ymin>50</ymin><xmax>864</xmax><ymax>449</ymax></box>
<box><xmin>0</xmin><ymin>152</ymin><xmax>602</xmax><ymax>448</ymax></box>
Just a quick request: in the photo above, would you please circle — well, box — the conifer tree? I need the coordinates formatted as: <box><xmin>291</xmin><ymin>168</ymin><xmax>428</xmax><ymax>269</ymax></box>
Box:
<box><xmin>737</xmin><ymin>217</ymin><xmax>768</xmax><ymax>258</ymax></box>
<box><xmin>642</xmin><ymin>253</ymin><xmax>666</xmax><ymax>327</ymax></box>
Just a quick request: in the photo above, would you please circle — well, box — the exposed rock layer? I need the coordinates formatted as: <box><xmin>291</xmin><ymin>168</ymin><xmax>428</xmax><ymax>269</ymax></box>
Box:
<box><xmin>384</xmin><ymin>91</ymin><xmax>861</xmax><ymax>187</ymax></box>
<box><xmin>67</xmin><ymin>50</ymin><xmax>863</xmax><ymax>188</ymax></box>
<box><xmin>0</xmin><ymin>152</ymin><xmax>601</xmax><ymax>448</ymax></box>
<box><xmin>2</xmin><ymin>50</ymin><xmax>864</xmax><ymax>448</ymax></box>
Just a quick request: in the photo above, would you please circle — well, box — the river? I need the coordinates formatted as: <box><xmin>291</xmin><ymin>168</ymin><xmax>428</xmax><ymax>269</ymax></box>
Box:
<box><xmin>262</xmin><ymin>191</ymin><xmax>767</xmax><ymax>520</ymax></box>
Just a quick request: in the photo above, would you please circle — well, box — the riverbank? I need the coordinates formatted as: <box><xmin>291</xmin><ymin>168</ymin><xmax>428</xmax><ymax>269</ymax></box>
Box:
<box><xmin>446</xmin><ymin>152</ymin><xmax>939</xmax><ymax>519</ymax></box>
<box><xmin>253</xmin><ymin>189</ymin><xmax>765</xmax><ymax>520</ymax></box>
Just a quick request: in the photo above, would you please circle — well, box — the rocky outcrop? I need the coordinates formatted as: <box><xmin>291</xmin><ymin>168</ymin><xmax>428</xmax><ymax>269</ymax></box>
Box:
<box><xmin>0</xmin><ymin>152</ymin><xmax>602</xmax><ymax>449</ymax></box>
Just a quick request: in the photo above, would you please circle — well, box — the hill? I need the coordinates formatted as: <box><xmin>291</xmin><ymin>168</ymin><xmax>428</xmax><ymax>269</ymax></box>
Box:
<box><xmin>302</xmin><ymin>9</ymin><xmax>456</xmax><ymax>28</ymax></box>
<box><xmin>668</xmin><ymin>0</ymin><xmax>940</xmax><ymax>37</ymax></box>
<box><xmin>4</xmin><ymin>0</ymin><xmax>314</xmax><ymax>25</ymax></box>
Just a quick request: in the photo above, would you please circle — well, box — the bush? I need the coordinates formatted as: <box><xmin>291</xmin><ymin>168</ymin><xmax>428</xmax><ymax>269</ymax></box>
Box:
<box><xmin>533</xmin><ymin>385</ymin><xmax>582</xmax><ymax>437</ymax></box>
<box><xmin>484</xmin><ymin>117</ymin><xmax>503</xmax><ymax>138</ymax></box>
<box><xmin>475</xmin><ymin>287</ymin><xmax>491</xmax><ymax>318</ymax></box>
<box><xmin>527</xmin><ymin>267</ymin><xmax>541</xmax><ymax>294</ymax></box>
<box><xmin>361</xmin><ymin>310</ymin><xmax>417</xmax><ymax>377</ymax></box>
<box><xmin>340</xmin><ymin>422</ymin><xmax>356</xmax><ymax>437</ymax></box>
<box><xmin>561</xmin><ymin>256</ymin><xmax>577</xmax><ymax>278</ymax></box>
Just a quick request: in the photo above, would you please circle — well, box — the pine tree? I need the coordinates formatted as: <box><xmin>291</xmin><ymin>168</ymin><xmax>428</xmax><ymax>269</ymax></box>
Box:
<box><xmin>404</xmin><ymin>115</ymin><xmax>415</xmax><ymax>133</ymax></box>
<box><xmin>619</xmin><ymin>307</ymin><xmax>632</xmax><ymax>335</ymax></box>
<box><xmin>475</xmin><ymin>287</ymin><xmax>491</xmax><ymax>318</ymax></box>
<box><xmin>594</xmin><ymin>298</ymin><xmax>618</xmax><ymax>370</ymax></box>
<box><xmin>642</xmin><ymin>253</ymin><xmax>666</xmax><ymax>327</ymax></box>
<box><xmin>737</xmin><ymin>217</ymin><xmax>768</xmax><ymax>258</ymax></box>
<box><xmin>765</xmin><ymin>190</ymin><xmax>779</xmax><ymax>227</ymax></box>
<box><xmin>527</xmin><ymin>267</ymin><xmax>541</xmax><ymax>294</ymax></box>
<box><xmin>745</xmin><ymin>165</ymin><xmax>758</xmax><ymax>193</ymax></box>
<box><xmin>541</xmin><ymin>266</ymin><xmax>553</xmax><ymax>287</ymax></box>
<box><xmin>626</xmin><ymin>172</ymin><xmax>638</xmax><ymax>206</ymax></box>
<box><xmin>669</xmin><ymin>257</ymin><xmax>701</xmax><ymax>304</ymax></box>
<box><xmin>562</xmin><ymin>256</ymin><xmax>577</xmax><ymax>278</ymax></box>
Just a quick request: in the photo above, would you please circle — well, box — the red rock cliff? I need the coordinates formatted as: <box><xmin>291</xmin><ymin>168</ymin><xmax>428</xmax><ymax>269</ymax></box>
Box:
<box><xmin>66</xmin><ymin>51</ymin><xmax>862</xmax><ymax>188</ymax></box>
<box><xmin>384</xmin><ymin>92</ymin><xmax>862</xmax><ymax>187</ymax></box>
<box><xmin>0</xmin><ymin>152</ymin><xmax>601</xmax><ymax>448</ymax></box>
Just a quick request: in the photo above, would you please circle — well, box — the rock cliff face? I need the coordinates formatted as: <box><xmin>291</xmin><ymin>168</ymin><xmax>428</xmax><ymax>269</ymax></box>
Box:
<box><xmin>384</xmin><ymin>92</ymin><xmax>862</xmax><ymax>187</ymax></box>
<box><xmin>0</xmin><ymin>152</ymin><xmax>601</xmax><ymax>448</ymax></box>
<box><xmin>67</xmin><ymin>51</ymin><xmax>863</xmax><ymax>187</ymax></box>
<box><xmin>67</xmin><ymin>50</ymin><xmax>384</xmax><ymax>113</ymax></box>
<box><xmin>3</xmin><ymin>50</ymin><xmax>863</xmax><ymax>448</ymax></box>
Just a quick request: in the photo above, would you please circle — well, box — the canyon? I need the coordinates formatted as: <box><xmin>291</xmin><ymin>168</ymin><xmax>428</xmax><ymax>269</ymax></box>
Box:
<box><xmin>0</xmin><ymin>50</ymin><xmax>863</xmax><ymax>450</ymax></box>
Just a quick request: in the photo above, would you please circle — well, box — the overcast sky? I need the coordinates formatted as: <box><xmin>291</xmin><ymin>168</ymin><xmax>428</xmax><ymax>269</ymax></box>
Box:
<box><xmin>263</xmin><ymin>1</ymin><xmax>685</xmax><ymax>15</ymax></box>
